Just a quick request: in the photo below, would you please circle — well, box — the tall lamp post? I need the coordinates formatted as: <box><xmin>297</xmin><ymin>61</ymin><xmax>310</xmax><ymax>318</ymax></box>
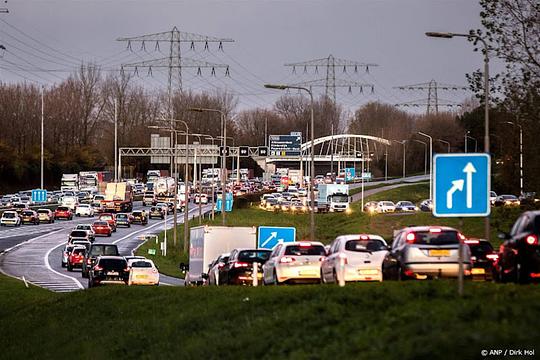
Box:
<box><xmin>204</xmin><ymin>135</ymin><xmax>217</xmax><ymax>220</ymax></box>
<box><xmin>437</xmin><ymin>139</ymin><xmax>450</xmax><ymax>153</ymax></box>
<box><xmin>40</xmin><ymin>86</ymin><xmax>44</xmax><ymax>189</ymax></box>
<box><xmin>265</xmin><ymin>84</ymin><xmax>315</xmax><ymax>242</ymax></box>
<box><xmin>392</xmin><ymin>140</ymin><xmax>407</xmax><ymax>179</ymax></box>
<box><xmin>188</xmin><ymin>107</ymin><xmax>227</xmax><ymax>226</ymax></box>
<box><xmin>465</xmin><ymin>132</ymin><xmax>478</xmax><ymax>152</ymax></box>
<box><xmin>426</xmin><ymin>31</ymin><xmax>491</xmax><ymax>242</ymax></box>
<box><xmin>150</xmin><ymin>118</ymin><xmax>190</xmax><ymax>253</ymax></box>
<box><xmin>418</xmin><ymin>132</ymin><xmax>433</xmax><ymax>200</ymax></box>
<box><xmin>413</xmin><ymin>139</ymin><xmax>427</xmax><ymax>175</ymax></box>
<box><xmin>504</xmin><ymin>121</ymin><xmax>523</xmax><ymax>195</ymax></box>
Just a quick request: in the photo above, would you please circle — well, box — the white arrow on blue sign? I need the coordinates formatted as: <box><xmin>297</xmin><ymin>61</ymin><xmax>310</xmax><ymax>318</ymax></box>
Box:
<box><xmin>31</xmin><ymin>189</ymin><xmax>47</xmax><ymax>203</ymax></box>
<box><xmin>433</xmin><ymin>153</ymin><xmax>490</xmax><ymax>217</ymax></box>
<box><xmin>215</xmin><ymin>192</ymin><xmax>234</xmax><ymax>212</ymax></box>
<box><xmin>258</xmin><ymin>226</ymin><xmax>296</xmax><ymax>249</ymax></box>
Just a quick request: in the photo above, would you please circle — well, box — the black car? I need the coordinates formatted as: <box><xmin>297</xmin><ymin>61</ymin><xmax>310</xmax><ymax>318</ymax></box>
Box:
<box><xmin>465</xmin><ymin>239</ymin><xmax>498</xmax><ymax>281</ymax></box>
<box><xmin>218</xmin><ymin>249</ymin><xmax>272</xmax><ymax>285</ymax></box>
<box><xmin>115</xmin><ymin>213</ymin><xmax>132</xmax><ymax>228</ymax></box>
<box><xmin>497</xmin><ymin>211</ymin><xmax>540</xmax><ymax>283</ymax></box>
<box><xmin>68</xmin><ymin>230</ymin><xmax>92</xmax><ymax>244</ymax></box>
<box><xmin>131</xmin><ymin>210</ymin><xmax>148</xmax><ymax>225</ymax></box>
<box><xmin>88</xmin><ymin>256</ymin><xmax>129</xmax><ymax>287</ymax></box>
<box><xmin>82</xmin><ymin>243</ymin><xmax>120</xmax><ymax>278</ymax></box>
<box><xmin>149</xmin><ymin>206</ymin><xmax>165</xmax><ymax>220</ymax></box>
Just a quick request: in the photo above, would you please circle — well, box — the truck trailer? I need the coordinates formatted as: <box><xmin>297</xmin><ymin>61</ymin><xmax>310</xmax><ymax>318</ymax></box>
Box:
<box><xmin>184</xmin><ymin>226</ymin><xmax>257</xmax><ymax>285</ymax></box>
<box><xmin>103</xmin><ymin>182</ymin><xmax>133</xmax><ymax>213</ymax></box>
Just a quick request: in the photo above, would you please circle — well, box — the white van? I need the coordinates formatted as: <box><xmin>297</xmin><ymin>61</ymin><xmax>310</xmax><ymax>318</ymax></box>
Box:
<box><xmin>61</xmin><ymin>196</ymin><xmax>79</xmax><ymax>211</ymax></box>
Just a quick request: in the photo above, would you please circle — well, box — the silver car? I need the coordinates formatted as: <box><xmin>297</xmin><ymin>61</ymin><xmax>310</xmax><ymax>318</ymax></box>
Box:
<box><xmin>382</xmin><ymin>226</ymin><xmax>471</xmax><ymax>280</ymax></box>
<box><xmin>262</xmin><ymin>241</ymin><xmax>326</xmax><ymax>285</ymax></box>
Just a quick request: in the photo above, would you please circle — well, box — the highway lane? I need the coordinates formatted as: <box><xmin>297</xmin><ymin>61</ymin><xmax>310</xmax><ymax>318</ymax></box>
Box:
<box><xmin>0</xmin><ymin>202</ymin><xmax>211</xmax><ymax>291</ymax></box>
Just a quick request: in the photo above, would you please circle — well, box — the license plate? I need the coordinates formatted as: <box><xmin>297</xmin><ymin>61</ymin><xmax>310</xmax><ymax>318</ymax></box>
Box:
<box><xmin>358</xmin><ymin>269</ymin><xmax>378</xmax><ymax>275</ymax></box>
<box><xmin>299</xmin><ymin>271</ymin><xmax>317</xmax><ymax>277</ymax></box>
<box><xmin>429</xmin><ymin>249</ymin><xmax>450</xmax><ymax>257</ymax></box>
<box><xmin>471</xmin><ymin>268</ymin><xmax>485</xmax><ymax>275</ymax></box>
<box><xmin>108</xmin><ymin>271</ymin><xmax>119</xmax><ymax>276</ymax></box>
<box><xmin>136</xmin><ymin>275</ymin><xmax>148</xmax><ymax>279</ymax></box>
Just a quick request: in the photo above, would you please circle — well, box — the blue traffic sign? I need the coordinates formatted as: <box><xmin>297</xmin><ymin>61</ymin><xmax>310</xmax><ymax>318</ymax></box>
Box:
<box><xmin>31</xmin><ymin>189</ymin><xmax>47</xmax><ymax>203</ymax></box>
<box><xmin>258</xmin><ymin>226</ymin><xmax>296</xmax><ymax>249</ymax></box>
<box><xmin>215</xmin><ymin>192</ymin><xmax>233</xmax><ymax>212</ymax></box>
<box><xmin>433</xmin><ymin>153</ymin><xmax>490</xmax><ymax>217</ymax></box>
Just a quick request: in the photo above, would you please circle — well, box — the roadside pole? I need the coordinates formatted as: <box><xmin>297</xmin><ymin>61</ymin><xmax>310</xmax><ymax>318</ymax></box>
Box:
<box><xmin>458</xmin><ymin>217</ymin><xmax>464</xmax><ymax>296</ymax></box>
<box><xmin>253</xmin><ymin>262</ymin><xmax>258</xmax><ymax>287</ymax></box>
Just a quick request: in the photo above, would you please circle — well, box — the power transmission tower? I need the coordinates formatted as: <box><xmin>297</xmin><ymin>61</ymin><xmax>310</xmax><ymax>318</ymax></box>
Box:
<box><xmin>284</xmin><ymin>54</ymin><xmax>377</xmax><ymax>103</ymax></box>
<box><xmin>0</xmin><ymin>6</ymin><xmax>7</xmax><ymax>55</ymax></box>
<box><xmin>394</xmin><ymin>79</ymin><xmax>467</xmax><ymax>115</ymax></box>
<box><xmin>117</xmin><ymin>26</ymin><xmax>234</xmax><ymax>115</ymax></box>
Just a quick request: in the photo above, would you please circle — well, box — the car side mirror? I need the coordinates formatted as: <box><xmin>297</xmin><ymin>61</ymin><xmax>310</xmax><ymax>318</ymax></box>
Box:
<box><xmin>497</xmin><ymin>232</ymin><xmax>510</xmax><ymax>240</ymax></box>
<box><xmin>179</xmin><ymin>262</ymin><xmax>189</xmax><ymax>272</ymax></box>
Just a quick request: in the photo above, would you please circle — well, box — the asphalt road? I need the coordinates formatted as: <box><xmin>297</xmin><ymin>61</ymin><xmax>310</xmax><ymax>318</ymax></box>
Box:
<box><xmin>0</xmin><ymin>202</ymin><xmax>211</xmax><ymax>291</ymax></box>
<box><xmin>348</xmin><ymin>174</ymin><xmax>429</xmax><ymax>191</ymax></box>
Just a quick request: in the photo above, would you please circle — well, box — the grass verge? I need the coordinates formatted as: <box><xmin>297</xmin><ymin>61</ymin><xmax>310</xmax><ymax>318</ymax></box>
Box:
<box><xmin>0</xmin><ymin>274</ymin><xmax>539</xmax><ymax>359</ymax></box>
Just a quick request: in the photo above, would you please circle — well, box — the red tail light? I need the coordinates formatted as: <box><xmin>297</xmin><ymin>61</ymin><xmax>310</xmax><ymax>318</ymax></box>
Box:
<box><xmin>87</xmin><ymin>259</ymin><xmax>92</xmax><ymax>264</ymax></box>
<box><xmin>124</xmin><ymin>268</ymin><xmax>130</xmax><ymax>272</ymax></box>
<box><xmin>429</xmin><ymin>228</ymin><xmax>442</xmax><ymax>233</ymax></box>
<box><xmin>406</xmin><ymin>233</ymin><xmax>416</xmax><ymax>244</ymax></box>
<box><xmin>233</xmin><ymin>262</ymin><xmax>249</xmax><ymax>268</ymax></box>
<box><xmin>94</xmin><ymin>265</ymin><xmax>103</xmax><ymax>271</ymax></box>
<box><xmin>280</xmin><ymin>256</ymin><xmax>296</xmax><ymax>263</ymax></box>
<box><xmin>486</xmin><ymin>254</ymin><xmax>499</xmax><ymax>262</ymax></box>
<box><xmin>525</xmin><ymin>235</ymin><xmax>538</xmax><ymax>246</ymax></box>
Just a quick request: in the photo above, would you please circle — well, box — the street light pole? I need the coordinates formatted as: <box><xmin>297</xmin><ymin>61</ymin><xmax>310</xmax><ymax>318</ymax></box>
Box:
<box><xmin>114</xmin><ymin>98</ymin><xmax>118</xmax><ymax>182</ymax></box>
<box><xmin>205</xmin><ymin>135</ymin><xmax>217</xmax><ymax>220</ymax></box>
<box><xmin>40</xmin><ymin>86</ymin><xmax>44</xmax><ymax>190</ymax></box>
<box><xmin>437</xmin><ymin>139</ymin><xmax>450</xmax><ymax>153</ymax></box>
<box><xmin>426</xmin><ymin>31</ymin><xmax>491</xmax><ymax>245</ymax></box>
<box><xmin>418</xmin><ymin>132</ymin><xmax>433</xmax><ymax>200</ymax></box>
<box><xmin>265</xmin><ymin>84</ymin><xmax>316</xmax><ymax>242</ymax></box>
<box><xmin>188</xmin><ymin>107</ymin><xmax>227</xmax><ymax>225</ymax></box>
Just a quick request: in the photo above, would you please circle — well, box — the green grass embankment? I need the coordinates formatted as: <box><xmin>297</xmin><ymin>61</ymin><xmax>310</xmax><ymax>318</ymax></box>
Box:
<box><xmin>1</xmin><ymin>273</ymin><xmax>539</xmax><ymax>359</ymax></box>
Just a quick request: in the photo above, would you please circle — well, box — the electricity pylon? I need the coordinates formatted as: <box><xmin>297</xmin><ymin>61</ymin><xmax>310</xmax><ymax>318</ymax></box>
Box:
<box><xmin>394</xmin><ymin>79</ymin><xmax>467</xmax><ymax>114</ymax></box>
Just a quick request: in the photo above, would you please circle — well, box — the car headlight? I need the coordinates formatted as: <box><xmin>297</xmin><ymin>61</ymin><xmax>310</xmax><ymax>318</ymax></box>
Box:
<box><xmin>345</xmin><ymin>208</ymin><xmax>352</xmax><ymax>214</ymax></box>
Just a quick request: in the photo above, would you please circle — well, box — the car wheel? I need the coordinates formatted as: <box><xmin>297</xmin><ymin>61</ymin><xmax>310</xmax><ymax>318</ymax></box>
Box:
<box><xmin>107</xmin><ymin>233</ymin><xmax>111</xmax><ymax>237</ymax></box>
<box><xmin>61</xmin><ymin>262</ymin><xmax>66</xmax><ymax>268</ymax></box>
<box><xmin>82</xmin><ymin>270</ymin><xmax>88</xmax><ymax>279</ymax></box>
<box><xmin>273</xmin><ymin>270</ymin><xmax>281</xmax><ymax>285</ymax></box>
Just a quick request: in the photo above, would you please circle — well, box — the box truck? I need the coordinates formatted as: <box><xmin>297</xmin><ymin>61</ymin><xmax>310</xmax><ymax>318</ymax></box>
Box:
<box><xmin>317</xmin><ymin>184</ymin><xmax>350</xmax><ymax>213</ymax></box>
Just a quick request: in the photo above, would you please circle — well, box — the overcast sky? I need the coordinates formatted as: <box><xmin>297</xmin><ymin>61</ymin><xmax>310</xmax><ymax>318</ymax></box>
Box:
<box><xmin>0</xmin><ymin>0</ymin><xmax>492</xmax><ymax>112</ymax></box>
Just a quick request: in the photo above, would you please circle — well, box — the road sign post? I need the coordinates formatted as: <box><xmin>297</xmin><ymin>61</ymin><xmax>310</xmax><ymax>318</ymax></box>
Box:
<box><xmin>257</xmin><ymin>226</ymin><xmax>296</xmax><ymax>249</ymax></box>
<box><xmin>433</xmin><ymin>153</ymin><xmax>491</xmax><ymax>296</ymax></box>
<box><xmin>31</xmin><ymin>189</ymin><xmax>47</xmax><ymax>203</ymax></box>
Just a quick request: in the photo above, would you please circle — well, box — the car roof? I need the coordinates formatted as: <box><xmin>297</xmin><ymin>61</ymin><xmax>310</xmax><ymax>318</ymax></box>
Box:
<box><xmin>400</xmin><ymin>226</ymin><xmax>458</xmax><ymax>232</ymax></box>
<box><xmin>97</xmin><ymin>255</ymin><xmax>125</xmax><ymax>260</ymax></box>
<box><xmin>335</xmin><ymin>234</ymin><xmax>387</xmax><ymax>244</ymax></box>
<box><xmin>283</xmin><ymin>241</ymin><xmax>325</xmax><ymax>247</ymax></box>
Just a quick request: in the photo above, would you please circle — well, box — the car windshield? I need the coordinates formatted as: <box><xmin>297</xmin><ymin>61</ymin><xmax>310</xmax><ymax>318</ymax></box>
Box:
<box><xmin>399</xmin><ymin>201</ymin><xmax>414</xmax><ymax>206</ymax></box>
<box><xmin>502</xmin><ymin>195</ymin><xmax>517</xmax><ymax>200</ymax></box>
<box><xmin>78</xmin><ymin>204</ymin><xmax>89</xmax><ymax>208</ymax></box>
<box><xmin>100</xmin><ymin>215</ymin><xmax>113</xmax><ymax>220</ymax></box>
<box><xmin>116</xmin><ymin>214</ymin><xmax>127</xmax><ymax>219</ymax></box>
<box><xmin>57</xmin><ymin>207</ymin><xmax>69</xmax><ymax>211</ymax></box>
<box><xmin>76</xmin><ymin>225</ymin><xmax>90</xmax><ymax>229</ymax></box>
<box><xmin>238</xmin><ymin>250</ymin><xmax>271</xmax><ymax>263</ymax></box>
<box><xmin>413</xmin><ymin>230</ymin><xmax>459</xmax><ymax>245</ymax></box>
<box><xmin>90</xmin><ymin>246</ymin><xmax>119</xmax><ymax>256</ymax></box>
<box><xmin>3</xmin><ymin>212</ymin><xmax>16</xmax><ymax>218</ymax></box>
<box><xmin>22</xmin><ymin>211</ymin><xmax>34</xmax><ymax>216</ymax></box>
<box><xmin>468</xmin><ymin>242</ymin><xmax>494</xmax><ymax>257</ymax></box>
<box><xmin>383</xmin><ymin>202</ymin><xmax>394</xmax><ymax>206</ymax></box>
<box><xmin>72</xmin><ymin>248</ymin><xmax>85</xmax><ymax>256</ymax></box>
<box><xmin>332</xmin><ymin>195</ymin><xmax>349</xmax><ymax>203</ymax></box>
<box><xmin>131</xmin><ymin>261</ymin><xmax>152</xmax><ymax>268</ymax></box>
<box><xmin>37</xmin><ymin>210</ymin><xmax>49</xmax><ymax>214</ymax></box>
<box><xmin>70</xmin><ymin>231</ymin><xmax>87</xmax><ymax>238</ymax></box>
<box><xmin>284</xmin><ymin>244</ymin><xmax>326</xmax><ymax>256</ymax></box>
<box><xmin>98</xmin><ymin>258</ymin><xmax>127</xmax><ymax>270</ymax></box>
<box><xmin>345</xmin><ymin>239</ymin><xmax>387</xmax><ymax>252</ymax></box>
<box><xmin>132</xmin><ymin>212</ymin><xmax>142</xmax><ymax>216</ymax></box>
<box><xmin>93</xmin><ymin>221</ymin><xmax>108</xmax><ymax>226</ymax></box>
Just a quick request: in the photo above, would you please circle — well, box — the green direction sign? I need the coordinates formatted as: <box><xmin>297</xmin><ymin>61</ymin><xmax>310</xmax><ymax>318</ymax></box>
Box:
<box><xmin>147</xmin><ymin>249</ymin><xmax>157</xmax><ymax>256</ymax></box>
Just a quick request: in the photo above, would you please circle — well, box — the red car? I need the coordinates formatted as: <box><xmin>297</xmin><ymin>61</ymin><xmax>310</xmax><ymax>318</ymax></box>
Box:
<box><xmin>67</xmin><ymin>247</ymin><xmax>86</xmax><ymax>272</ymax></box>
<box><xmin>54</xmin><ymin>206</ymin><xmax>73</xmax><ymax>220</ymax></box>
<box><xmin>92</xmin><ymin>221</ymin><xmax>112</xmax><ymax>237</ymax></box>
<box><xmin>98</xmin><ymin>213</ymin><xmax>117</xmax><ymax>232</ymax></box>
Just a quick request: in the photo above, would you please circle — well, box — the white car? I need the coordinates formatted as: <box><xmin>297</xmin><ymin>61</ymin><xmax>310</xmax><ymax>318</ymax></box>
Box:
<box><xmin>262</xmin><ymin>241</ymin><xmax>326</xmax><ymax>285</ymax></box>
<box><xmin>74</xmin><ymin>223</ymin><xmax>96</xmax><ymax>240</ymax></box>
<box><xmin>75</xmin><ymin>204</ymin><xmax>94</xmax><ymax>217</ymax></box>
<box><xmin>0</xmin><ymin>211</ymin><xmax>21</xmax><ymax>227</ymax></box>
<box><xmin>60</xmin><ymin>196</ymin><xmax>79</xmax><ymax>211</ymax></box>
<box><xmin>321</xmin><ymin>234</ymin><xmax>388</xmax><ymax>283</ymax></box>
<box><xmin>194</xmin><ymin>194</ymin><xmax>208</xmax><ymax>204</ymax></box>
<box><xmin>376</xmin><ymin>201</ymin><xmax>396</xmax><ymax>213</ymax></box>
<box><xmin>490</xmin><ymin>191</ymin><xmax>497</xmax><ymax>205</ymax></box>
<box><xmin>128</xmin><ymin>258</ymin><xmax>160</xmax><ymax>286</ymax></box>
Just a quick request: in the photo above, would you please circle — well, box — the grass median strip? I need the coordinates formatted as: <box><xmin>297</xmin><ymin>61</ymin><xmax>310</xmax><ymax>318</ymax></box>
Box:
<box><xmin>0</xmin><ymin>273</ymin><xmax>539</xmax><ymax>359</ymax></box>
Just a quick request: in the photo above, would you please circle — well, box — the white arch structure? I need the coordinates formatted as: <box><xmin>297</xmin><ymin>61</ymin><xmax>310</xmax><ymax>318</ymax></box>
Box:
<box><xmin>300</xmin><ymin>134</ymin><xmax>391</xmax><ymax>152</ymax></box>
